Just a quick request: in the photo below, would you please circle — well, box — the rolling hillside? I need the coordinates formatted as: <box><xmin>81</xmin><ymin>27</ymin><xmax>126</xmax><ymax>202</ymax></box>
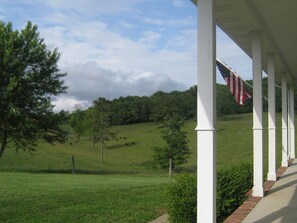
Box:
<box><xmin>0</xmin><ymin>113</ymin><xmax>285</xmax><ymax>175</ymax></box>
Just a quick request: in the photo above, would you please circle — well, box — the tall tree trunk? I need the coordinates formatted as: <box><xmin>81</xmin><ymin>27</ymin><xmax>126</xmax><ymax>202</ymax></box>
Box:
<box><xmin>101</xmin><ymin>140</ymin><xmax>104</xmax><ymax>164</ymax></box>
<box><xmin>169</xmin><ymin>158</ymin><xmax>172</xmax><ymax>179</ymax></box>
<box><xmin>0</xmin><ymin>132</ymin><xmax>8</xmax><ymax>159</ymax></box>
<box><xmin>72</xmin><ymin>156</ymin><xmax>75</xmax><ymax>175</ymax></box>
<box><xmin>92</xmin><ymin>135</ymin><xmax>95</xmax><ymax>151</ymax></box>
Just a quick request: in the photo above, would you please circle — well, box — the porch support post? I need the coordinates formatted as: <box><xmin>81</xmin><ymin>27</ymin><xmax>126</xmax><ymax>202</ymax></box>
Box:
<box><xmin>196</xmin><ymin>0</ymin><xmax>216</xmax><ymax>222</ymax></box>
<box><xmin>281</xmin><ymin>74</ymin><xmax>288</xmax><ymax>167</ymax></box>
<box><xmin>252</xmin><ymin>30</ymin><xmax>264</xmax><ymax>197</ymax></box>
<box><xmin>288</xmin><ymin>88</ymin><xmax>291</xmax><ymax>159</ymax></box>
<box><xmin>289</xmin><ymin>86</ymin><xmax>295</xmax><ymax>158</ymax></box>
<box><xmin>267</xmin><ymin>53</ymin><xmax>277</xmax><ymax>181</ymax></box>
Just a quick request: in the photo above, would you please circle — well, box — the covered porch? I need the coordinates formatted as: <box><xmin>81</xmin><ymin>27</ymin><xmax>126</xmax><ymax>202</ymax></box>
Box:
<box><xmin>242</xmin><ymin>159</ymin><xmax>297</xmax><ymax>223</ymax></box>
<box><xmin>193</xmin><ymin>0</ymin><xmax>297</xmax><ymax>222</ymax></box>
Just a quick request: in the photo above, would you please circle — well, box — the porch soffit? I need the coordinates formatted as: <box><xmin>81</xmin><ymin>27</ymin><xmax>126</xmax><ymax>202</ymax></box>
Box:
<box><xmin>192</xmin><ymin>0</ymin><xmax>297</xmax><ymax>85</ymax></box>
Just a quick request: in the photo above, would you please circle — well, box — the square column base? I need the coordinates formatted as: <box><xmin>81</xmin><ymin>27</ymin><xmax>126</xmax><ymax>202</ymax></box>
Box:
<box><xmin>282</xmin><ymin>161</ymin><xmax>288</xmax><ymax>167</ymax></box>
<box><xmin>252</xmin><ymin>186</ymin><xmax>264</xmax><ymax>197</ymax></box>
<box><xmin>267</xmin><ymin>173</ymin><xmax>277</xmax><ymax>181</ymax></box>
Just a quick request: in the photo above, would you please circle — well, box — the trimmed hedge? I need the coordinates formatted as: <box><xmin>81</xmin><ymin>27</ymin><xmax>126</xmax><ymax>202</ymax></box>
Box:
<box><xmin>216</xmin><ymin>163</ymin><xmax>253</xmax><ymax>222</ymax></box>
<box><xmin>165</xmin><ymin>174</ymin><xmax>197</xmax><ymax>223</ymax></box>
<box><xmin>165</xmin><ymin>163</ymin><xmax>252</xmax><ymax>223</ymax></box>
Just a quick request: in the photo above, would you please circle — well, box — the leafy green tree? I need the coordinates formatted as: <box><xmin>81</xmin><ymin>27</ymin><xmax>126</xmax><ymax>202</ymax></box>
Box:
<box><xmin>70</xmin><ymin>106</ymin><xmax>86</xmax><ymax>141</ymax></box>
<box><xmin>153</xmin><ymin>115</ymin><xmax>190</xmax><ymax>178</ymax></box>
<box><xmin>150</xmin><ymin>90</ymin><xmax>196</xmax><ymax>122</ymax></box>
<box><xmin>92</xmin><ymin>97</ymin><xmax>116</xmax><ymax>164</ymax></box>
<box><xmin>0</xmin><ymin>21</ymin><xmax>67</xmax><ymax>158</ymax></box>
<box><xmin>110</xmin><ymin>96</ymin><xmax>152</xmax><ymax>125</ymax></box>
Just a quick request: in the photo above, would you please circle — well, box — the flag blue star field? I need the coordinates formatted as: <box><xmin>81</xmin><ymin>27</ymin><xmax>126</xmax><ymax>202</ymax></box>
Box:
<box><xmin>216</xmin><ymin>59</ymin><xmax>252</xmax><ymax>105</ymax></box>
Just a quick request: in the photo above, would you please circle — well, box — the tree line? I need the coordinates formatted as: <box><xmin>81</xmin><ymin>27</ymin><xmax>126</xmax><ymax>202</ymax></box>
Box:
<box><xmin>71</xmin><ymin>77</ymin><xmax>293</xmax><ymax>129</ymax></box>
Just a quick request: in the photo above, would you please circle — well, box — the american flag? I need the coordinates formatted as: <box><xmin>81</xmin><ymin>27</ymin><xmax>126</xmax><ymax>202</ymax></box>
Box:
<box><xmin>216</xmin><ymin>59</ymin><xmax>252</xmax><ymax>105</ymax></box>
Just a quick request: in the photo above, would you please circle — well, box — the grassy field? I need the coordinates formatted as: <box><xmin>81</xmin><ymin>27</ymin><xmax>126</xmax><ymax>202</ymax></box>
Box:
<box><xmin>0</xmin><ymin>172</ymin><xmax>167</xmax><ymax>223</ymax></box>
<box><xmin>0</xmin><ymin>112</ymin><xmax>288</xmax><ymax>222</ymax></box>
<box><xmin>216</xmin><ymin>112</ymin><xmax>283</xmax><ymax>173</ymax></box>
<box><xmin>0</xmin><ymin>112</ymin><xmax>286</xmax><ymax>173</ymax></box>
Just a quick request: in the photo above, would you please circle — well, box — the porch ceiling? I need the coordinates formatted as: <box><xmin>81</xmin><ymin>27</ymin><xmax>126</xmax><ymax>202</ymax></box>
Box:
<box><xmin>192</xmin><ymin>0</ymin><xmax>297</xmax><ymax>85</ymax></box>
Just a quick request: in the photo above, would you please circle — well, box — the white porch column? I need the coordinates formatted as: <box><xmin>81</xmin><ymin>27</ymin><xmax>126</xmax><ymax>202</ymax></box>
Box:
<box><xmin>196</xmin><ymin>0</ymin><xmax>216</xmax><ymax>222</ymax></box>
<box><xmin>252</xmin><ymin>30</ymin><xmax>264</xmax><ymax>197</ymax></box>
<box><xmin>281</xmin><ymin>74</ymin><xmax>288</xmax><ymax>167</ymax></box>
<box><xmin>289</xmin><ymin>86</ymin><xmax>295</xmax><ymax>158</ymax></box>
<box><xmin>267</xmin><ymin>53</ymin><xmax>277</xmax><ymax>181</ymax></box>
<box><xmin>288</xmin><ymin>88</ymin><xmax>291</xmax><ymax>159</ymax></box>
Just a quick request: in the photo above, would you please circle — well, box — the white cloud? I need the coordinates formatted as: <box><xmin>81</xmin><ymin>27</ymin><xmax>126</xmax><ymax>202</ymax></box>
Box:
<box><xmin>43</xmin><ymin>0</ymin><xmax>142</xmax><ymax>15</ymax></box>
<box><xmin>142</xmin><ymin>18</ymin><xmax>163</xmax><ymax>26</ymax></box>
<box><xmin>172</xmin><ymin>0</ymin><xmax>187</xmax><ymax>7</ymax></box>
<box><xmin>52</xmin><ymin>96</ymin><xmax>90</xmax><ymax>112</ymax></box>
<box><xmin>142</xmin><ymin>17</ymin><xmax>194</xmax><ymax>27</ymax></box>
<box><xmin>60</xmin><ymin>62</ymin><xmax>186</xmax><ymax>103</ymax></box>
<box><xmin>166</xmin><ymin>29</ymin><xmax>197</xmax><ymax>50</ymax></box>
<box><xmin>37</xmin><ymin>11</ymin><xmax>197</xmax><ymax>88</ymax></box>
<box><xmin>139</xmin><ymin>31</ymin><xmax>162</xmax><ymax>45</ymax></box>
<box><xmin>119</xmin><ymin>21</ymin><xmax>136</xmax><ymax>29</ymax></box>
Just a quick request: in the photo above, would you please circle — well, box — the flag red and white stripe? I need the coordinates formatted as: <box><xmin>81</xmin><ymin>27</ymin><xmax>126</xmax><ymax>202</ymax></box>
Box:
<box><xmin>216</xmin><ymin>59</ymin><xmax>252</xmax><ymax>105</ymax></box>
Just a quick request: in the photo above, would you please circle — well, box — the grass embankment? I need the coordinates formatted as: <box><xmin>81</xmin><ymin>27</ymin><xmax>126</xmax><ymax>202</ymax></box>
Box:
<box><xmin>0</xmin><ymin>113</ymin><xmax>287</xmax><ymax>222</ymax></box>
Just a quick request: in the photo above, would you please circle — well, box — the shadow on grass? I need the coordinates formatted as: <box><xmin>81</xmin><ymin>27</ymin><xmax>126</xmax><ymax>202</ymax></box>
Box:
<box><xmin>175</xmin><ymin>166</ymin><xmax>196</xmax><ymax>174</ymax></box>
<box><xmin>4</xmin><ymin>169</ymin><xmax>143</xmax><ymax>175</ymax></box>
<box><xmin>107</xmin><ymin>142</ymin><xmax>138</xmax><ymax>150</ymax></box>
<box><xmin>218</xmin><ymin>114</ymin><xmax>245</xmax><ymax>121</ymax></box>
<box><xmin>141</xmin><ymin>161</ymin><xmax>197</xmax><ymax>175</ymax></box>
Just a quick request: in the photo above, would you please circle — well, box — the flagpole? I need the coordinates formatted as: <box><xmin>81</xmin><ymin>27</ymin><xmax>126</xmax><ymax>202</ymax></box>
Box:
<box><xmin>216</xmin><ymin>58</ymin><xmax>281</xmax><ymax>89</ymax></box>
<box><xmin>216</xmin><ymin>58</ymin><xmax>267</xmax><ymax>101</ymax></box>
<box><xmin>216</xmin><ymin>58</ymin><xmax>280</xmax><ymax>101</ymax></box>
<box><xmin>216</xmin><ymin>58</ymin><xmax>253</xmax><ymax>89</ymax></box>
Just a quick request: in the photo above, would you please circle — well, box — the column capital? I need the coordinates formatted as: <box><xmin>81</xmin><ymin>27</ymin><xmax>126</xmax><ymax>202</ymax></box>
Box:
<box><xmin>195</xmin><ymin>127</ymin><xmax>216</xmax><ymax>131</ymax></box>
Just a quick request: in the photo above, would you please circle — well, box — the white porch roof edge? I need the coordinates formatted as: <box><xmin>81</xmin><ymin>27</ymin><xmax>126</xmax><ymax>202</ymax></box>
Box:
<box><xmin>192</xmin><ymin>0</ymin><xmax>297</xmax><ymax>85</ymax></box>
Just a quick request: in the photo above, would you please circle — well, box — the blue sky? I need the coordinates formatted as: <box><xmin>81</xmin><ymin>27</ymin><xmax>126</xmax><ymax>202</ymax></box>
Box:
<box><xmin>0</xmin><ymin>0</ymin><xmax>253</xmax><ymax>111</ymax></box>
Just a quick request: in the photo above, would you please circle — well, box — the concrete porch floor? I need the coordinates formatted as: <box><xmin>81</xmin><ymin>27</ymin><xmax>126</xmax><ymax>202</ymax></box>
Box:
<box><xmin>242</xmin><ymin>159</ymin><xmax>297</xmax><ymax>223</ymax></box>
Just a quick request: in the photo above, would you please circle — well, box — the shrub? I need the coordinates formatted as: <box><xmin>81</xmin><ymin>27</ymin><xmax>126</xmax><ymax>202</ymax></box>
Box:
<box><xmin>165</xmin><ymin>174</ymin><xmax>197</xmax><ymax>223</ymax></box>
<box><xmin>216</xmin><ymin>163</ymin><xmax>253</xmax><ymax>222</ymax></box>
<box><xmin>165</xmin><ymin>163</ymin><xmax>252</xmax><ymax>223</ymax></box>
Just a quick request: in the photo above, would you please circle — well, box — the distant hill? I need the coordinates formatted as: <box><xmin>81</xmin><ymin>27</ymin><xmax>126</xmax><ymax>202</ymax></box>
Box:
<box><xmin>73</xmin><ymin>77</ymin><xmax>289</xmax><ymax>126</ymax></box>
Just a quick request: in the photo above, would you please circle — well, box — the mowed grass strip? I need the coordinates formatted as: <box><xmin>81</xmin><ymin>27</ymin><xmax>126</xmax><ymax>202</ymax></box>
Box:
<box><xmin>0</xmin><ymin>172</ymin><xmax>168</xmax><ymax>223</ymax></box>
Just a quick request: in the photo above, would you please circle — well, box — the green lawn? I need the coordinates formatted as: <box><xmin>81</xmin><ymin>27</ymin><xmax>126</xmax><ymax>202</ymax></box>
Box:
<box><xmin>0</xmin><ymin>172</ymin><xmax>168</xmax><ymax>223</ymax></box>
